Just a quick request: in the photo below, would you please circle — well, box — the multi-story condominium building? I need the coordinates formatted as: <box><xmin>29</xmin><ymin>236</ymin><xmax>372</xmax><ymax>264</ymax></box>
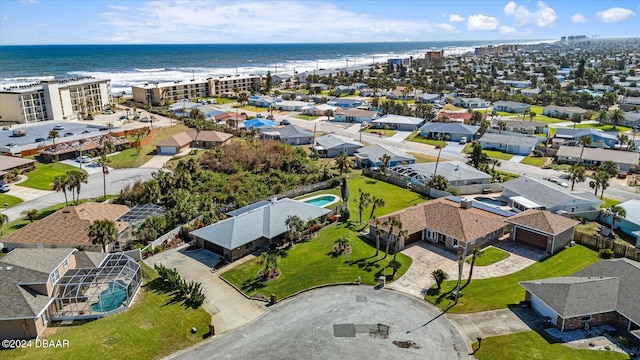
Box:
<box><xmin>0</xmin><ymin>77</ymin><xmax>111</xmax><ymax>124</ymax></box>
<box><xmin>131</xmin><ymin>75</ymin><xmax>261</xmax><ymax>105</ymax></box>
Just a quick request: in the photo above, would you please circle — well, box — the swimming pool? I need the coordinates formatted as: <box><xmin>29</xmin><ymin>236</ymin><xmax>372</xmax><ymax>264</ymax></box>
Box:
<box><xmin>474</xmin><ymin>197</ymin><xmax>508</xmax><ymax>207</ymax></box>
<box><xmin>90</xmin><ymin>281</ymin><xmax>127</xmax><ymax>313</ymax></box>
<box><xmin>302</xmin><ymin>194</ymin><xmax>340</xmax><ymax>208</ymax></box>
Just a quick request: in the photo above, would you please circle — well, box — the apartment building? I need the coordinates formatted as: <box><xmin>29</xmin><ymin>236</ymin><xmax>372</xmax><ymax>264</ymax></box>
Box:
<box><xmin>0</xmin><ymin>77</ymin><xmax>112</xmax><ymax>124</ymax></box>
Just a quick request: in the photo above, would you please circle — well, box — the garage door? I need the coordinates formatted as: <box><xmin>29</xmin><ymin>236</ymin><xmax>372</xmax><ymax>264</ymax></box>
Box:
<box><xmin>531</xmin><ymin>295</ymin><xmax>557</xmax><ymax>325</ymax></box>
<box><xmin>159</xmin><ymin>146</ymin><xmax>177</xmax><ymax>155</ymax></box>
<box><xmin>203</xmin><ymin>241</ymin><xmax>224</xmax><ymax>256</ymax></box>
<box><xmin>515</xmin><ymin>228</ymin><xmax>547</xmax><ymax>250</ymax></box>
<box><xmin>406</xmin><ymin>232</ymin><xmax>421</xmax><ymax>246</ymax></box>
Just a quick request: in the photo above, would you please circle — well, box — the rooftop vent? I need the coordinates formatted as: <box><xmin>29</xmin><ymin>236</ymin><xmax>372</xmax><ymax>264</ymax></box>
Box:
<box><xmin>460</xmin><ymin>198</ymin><xmax>473</xmax><ymax>209</ymax></box>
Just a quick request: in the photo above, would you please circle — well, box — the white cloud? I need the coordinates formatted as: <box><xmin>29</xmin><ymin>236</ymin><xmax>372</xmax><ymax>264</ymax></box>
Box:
<box><xmin>467</xmin><ymin>14</ymin><xmax>500</xmax><ymax>31</ymax></box>
<box><xmin>2</xmin><ymin>16</ymin><xmax>8</xmax><ymax>21</ymax></box>
<box><xmin>596</xmin><ymin>7</ymin><xmax>636</xmax><ymax>23</ymax></box>
<box><xmin>20</xmin><ymin>0</ymin><xmax>36</xmax><ymax>3</ymax></box>
<box><xmin>504</xmin><ymin>1</ymin><xmax>557</xmax><ymax>28</ymax></box>
<box><xmin>500</xmin><ymin>25</ymin><xmax>517</xmax><ymax>35</ymax></box>
<box><xmin>449</xmin><ymin>14</ymin><xmax>465</xmax><ymax>22</ymax></box>
<box><xmin>107</xmin><ymin>5</ymin><xmax>129</xmax><ymax>11</ymax></box>
<box><xmin>571</xmin><ymin>13</ymin><xmax>586</xmax><ymax>24</ymax></box>
<box><xmin>438</xmin><ymin>23</ymin><xmax>458</xmax><ymax>33</ymax></box>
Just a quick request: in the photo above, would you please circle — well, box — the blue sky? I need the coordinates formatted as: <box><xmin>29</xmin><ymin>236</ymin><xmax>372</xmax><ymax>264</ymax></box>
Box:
<box><xmin>0</xmin><ymin>0</ymin><xmax>638</xmax><ymax>45</ymax></box>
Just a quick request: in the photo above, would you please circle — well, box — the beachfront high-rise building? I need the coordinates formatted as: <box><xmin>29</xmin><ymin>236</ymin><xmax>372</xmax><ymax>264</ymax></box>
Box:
<box><xmin>131</xmin><ymin>74</ymin><xmax>261</xmax><ymax>106</ymax></box>
<box><xmin>0</xmin><ymin>77</ymin><xmax>112</xmax><ymax>124</ymax></box>
<box><xmin>425</xmin><ymin>50</ymin><xmax>444</xmax><ymax>64</ymax></box>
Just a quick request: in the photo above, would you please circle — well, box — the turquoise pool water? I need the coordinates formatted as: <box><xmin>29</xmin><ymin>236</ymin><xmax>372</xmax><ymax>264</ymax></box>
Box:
<box><xmin>303</xmin><ymin>195</ymin><xmax>339</xmax><ymax>208</ymax></box>
<box><xmin>475</xmin><ymin>197</ymin><xmax>508</xmax><ymax>207</ymax></box>
<box><xmin>90</xmin><ymin>281</ymin><xmax>127</xmax><ymax>313</ymax></box>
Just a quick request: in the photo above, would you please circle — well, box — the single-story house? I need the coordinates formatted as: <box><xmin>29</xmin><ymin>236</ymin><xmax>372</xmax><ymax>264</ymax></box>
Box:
<box><xmin>419</xmin><ymin>122</ymin><xmax>480</xmax><ymax>142</ymax></box>
<box><xmin>333</xmin><ymin>108</ymin><xmax>378</xmax><ymax>123</ymax></box>
<box><xmin>556</xmin><ymin>146</ymin><xmax>639</xmax><ymax>172</ymax></box>
<box><xmin>493</xmin><ymin>100</ymin><xmax>531</xmax><ymax>114</ymax></box>
<box><xmin>334</xmin><ymin>85</ymin><xmax>353</xmax><ymax>95</ymax></box>
<box><xmin>242</xmin><ymin>118</ymin><xmax>279</xmax><ymax>132</ymax></box>
<box><xmin>500</xmin><ymin>79</ymin><xmax>532</xmax><ymax>88</ymax></box>
<box><xmin>156</xmin><ymin>132</ymin><xmax>192</xmax><ymax>155</ymax></box>
<box><xmin>505</xmin><ymin>209</ymin><xmax>579</xmax><ymax>253</ymax></box>
<box><xmin>520</xmin><ymin>259</ymin><xmax>640</xmax><ymax>335</ymax></box>
<box><xmin>155</xmin><ymin>130</ymin><xmax>232</xmax><ymax>155</ymax></box>
<box><xmin>416</xmin><ymin>93</ymin><xmax>441</xmax><ymax>104</ymax></box>
<box><xmin>308</xmin><ymin>83</ymin><xmax>329</xmax><ymax>91</ymax></box>
<box><xmin>618</xmin><ymin>111</ymin><xmax>640</xmax><ymax>128</ymax></box>
<box><xmin>248</xmin><ymin>95</ymin><xmax>278</xmax><ymax>108</ymax></box>
<box><xmin>354</xmin><ymin>144</ymin><xmax>415</xmax><ymax>168</ymax></box>
<box><xmin>301</xmin><ymin>104</ymin><xmax>339</xmax><ymax>116</ymax></box>
<box><xmin>214</xmin><ymin>111</ymin><xmax>247</xmax><ymax>124</ymax></box>
<box><xmin>599</xmin><ymin>200</ymin><xmax>640</xmax><ymax>246</ymax></box>
<box><xmin>0</xmin><ymin>248</ymin><xmax>140</xmax><ymax>340</ymax></box>
<box><xmin>521</xmin><ymin>88</ymin><xmax>541</xmax><ymax>98</ymax></box>
<box><xmin>368</xmin><ymin>197</ymin><xmax>512</xmax><ymax>251</ymax></box>
<box><xmin>39</xmin><ymin>135</ymin><xmax>129</xmax><ymax>162</ymax></box>
<box><xmin>0</xmin><ymin>155</ymin><xmax>36</xmax><ymax>181</ymax></box>
<box><xmin>352</xmin><ymin>82</ymin><xmax>368</xmax><ymax>90</ymax></box>
<box><xmin>553</xmin><ymin>128</ymin><xmax>619</xmax><ymax>149</ymax></box>
<box><xmin>388</xmin><ymin>161</ymin><xmax>492</xmax><ymax>188</ymax></box>
<box><xmin>312</xmin><ymin>134</ymin><xmax>363</xmax><ymax>157</ymax></box>
<box><xmin>454</xmin><ymin>97</ymin><xmax>490</xmax><ymax>109</ymax></box>
<box><xmin>620</xmin><ymin>97</ymin><xmax>640</xmax><ymax>112</ymax></box>
<box><xmin>327</xmin><ymin>98</ymin><xmax>363</xmax><ymax>109</ymax></box>
<box><xmin>262</xmin><ymin>124</ymin><xmax>314</xmax><ymax>145</ymax></box>
<box><xmin>542</xmin><ymin>105</ymin><xmax>588</xmax><ymax>119</ymax></box>
<box><xmin>191</xmin><ymin>198</ymin><xmax>331</xmax><ymax>261</ymax></box>
<box><xmin>501</xmin><ymin>176</ymin><xmax>603</xmax><ymax>215</ymax></box>
<box><xmin>273</xmin><ymin>100</ymin><xmax>308</xmax><ymax>112</ymax></box>
<box><xmin>492</xmin><ymin>120</ymin><xmax>546</xmax><ymax>135</ymax></box>
<box><xmin>479</xmin><ymin>133</ymin><xmax>540</xmax><ymax>156</ymax></box>
<box><xmin>439</xmin><ymin>112</ymin><xmax>473</xmax><ymax>124</ymax></box>
<box><xmin>358</xmin><ymin>88</ymin><xmax>375</xmax><ymax>97</ymax></box>
<box><xmin>371</xmin><ymin>114</ymin><xmax>425</xmax><ymax>131</ymax></box>
<box><xmin>1</xmin><ymin>202</ymin><xmax>130</xmax><ymax>252</ymax></box>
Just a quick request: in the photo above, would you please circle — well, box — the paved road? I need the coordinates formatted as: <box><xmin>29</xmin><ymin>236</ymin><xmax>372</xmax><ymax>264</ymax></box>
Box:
<box><xmin>167</xmin><ymin>286</ymin><xmax>469</xmax><ymax>360</ymax></box>
<box><xmin>0</xmin><ymin>168</ymin><xmax>157</xmax><ymax>221</ymax></box>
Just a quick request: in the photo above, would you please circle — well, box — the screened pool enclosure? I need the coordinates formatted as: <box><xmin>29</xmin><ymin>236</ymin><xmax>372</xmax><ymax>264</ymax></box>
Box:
<box><xmin>52</xmin><ymin>253</ymin><xmax>142</xmax><ymax>320</ymax></box>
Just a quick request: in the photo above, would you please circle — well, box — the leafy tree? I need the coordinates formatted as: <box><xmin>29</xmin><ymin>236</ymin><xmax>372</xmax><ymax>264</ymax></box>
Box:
<box><xmin>431</xmin><ymin>269</ymin><xmax>449</xmax><ymax>291</ymax></box>
<box><xmin>469</xmin><ymin>111</ymin><xmax>483</xmax><ymax>125</ymax></box>
<box><xmin>0</xmin><ymin>213</ymin><xmax>8</xmax><ymax>236</ymax></box>
<box><xmin>324</xmin><ymin>109</ymin><xmax>334</xmax><ymax>120</ymax></box>
<box><xmin>88</xmin><ymin>219</ymin><xmax>118</xmax><ymax>253</ymax></box>
<box><xmin>96</xmin><ymin>154</ymin><xmax>111</xmax><ymax>198</ymax></box>
<box><xmin>428</xmin><ymin>174</ymin><xmax>449</xmax><ymax>191</ymax></box>
<box><xmin>568</xmin><ymin>164</ymin><xmax>586</xmax><ymax>191</ymax></box>
<box><xmin>21</xmin><ymin>209</ymin><xmax>38</xmax><ymax>223</ymax></box>
<box><xmin>528</xmin><ymin>111</ymin><xmax>537</xmax><ymax>122</ymax></box>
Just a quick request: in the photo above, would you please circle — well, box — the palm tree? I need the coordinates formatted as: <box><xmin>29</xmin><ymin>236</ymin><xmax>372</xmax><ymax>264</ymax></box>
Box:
<box><xmin>609</xmin><ymin>109</ymin><xmax>625</xmax><ymax>131</ymax></box>
<box><xmin>528</xmin><ymin>111</ymin><xmax>536</xmax><ymax>122</ymax></box>
<box><xmin>617</xmin><ymin>134</ymin><xmax>629</xmax><ymax>150</ymax></box>
<box><xmin>48</xmin><ymin>130</ymin><xmax>59</xmax><ymax>144</ymax></box>
<box><xmin>258</xmin><ymin>252</ymin><xmax>279</xmax><ymax>278</ymax></box>
<box><xmin>489</xmin><ymin>158</ymin><xmax>502</xmax><ymax>174</ymax></box>
<box><xmin>324</xmin><ymin>109</ymin><xmax>334</xmax><ymax>121</ymax></box>
<box><xmin>589</xmin><ymin>170</ymin><xmax>610</xmax><ymax>199</ymax></box>
<box><xmin>606</xmin><ymin>205</ymin><xmax>626</xmax><ymax>233</ymax></box>
<box><xmin>335</xmin><ymin>153</ymin><xmax>351</xmax><ymax>175</ymax></box>
<box><xmin>52</xmin><ymin>174</ymin><xmax>69</xmax><ymax>206</ymax></box>
<box><xmin>21</xmin><ymin>209</ymin><xmax>38</xmax><ymax>223</ymax></box>
<box><xmin>333</xmin><ymin>237</ymin><xmax>350</xmax><ymax>254</ymax></box>
<box><xmin>571</xmin><ymin>113</ymin><xmax>583</xmax><ymax>129</ymax></box>
<box><xmin>464</xmin><ymin>246</ymin><xmax>482</xmax><ymax>287</ymax></box>
<box><xmin>596</xmin><ymin>109</ymin><xmax>609</xmax><ymax>124</ymax></box>
<box><xmin>357</xmin><ymin>189</ymin><xmax>371</xmax><ymax>224</ymax></box>
<box><xmin>88</xmin><ymin>219</ymin><xmax>118</xmax><ymax>253</ymax></box>
<box><xmin>599</xmin><ymin>161</ymin><xmax>619</xmax><ymax>178</ymax></box>
<box><xmin>568</xmin><ymin>164</ymin><xmax>586</xmax><ymax>191</ymax></box>
<box><xmin>381</xmin><ymin>216</ymin><xmax>400</xmax><ymax>259</ymax></box>
<box><xmin>0</xmin><ymin>213</ymin><xmax>8</xmax><ymax>236</ymax></box>
<box><xmin>578</xmin><ymin>135</ymin><xmax>592</xmax><ymax>163</ymax></box>
<box><xmin>431</xmin><ymin>269</ymin><xmax>449</xmax><ymax>291</ymax></box>
<box><xmin>379</xmin><ymin>153</ymin><xmax>391</xmax><ymax>172</ymax></box>
<box><xmin>285</xmin><ymin>215</ymin><xmax>304</xmax><ymax>245</ymax></box>
<box><xmin>497</xmin><ymin>120</ymin><xmax>507</xmax><ymax>133</ymax></box>
<box><xmin>96</xmin><ymin>154</ymin><xmax>111</xmax><ymax>198</ymax></box>
<box><xmin>428</xmin><ymin>174</ymin><xmax>449</xmax><ymax>191</ymax></box>
<box><xmin>103</xmin><ymin>140</ymin><xmax>116</xmax><ymax>155</ymax></box>
<box><xmin>373</xmin><ymin>217</ymin><xmax>381</xmax><ymax>256</ymax></box>
<box><xmin>394</xmin><ymin>228</ymin><xmax>408</xmax><ymax>262</ymax></box>
<box><xmin>369</xmin><ymin>196</ymin><xmax>385</xmax><ymax>220</ymax></box>
<box><xmin>67</xmin><ymin>170</ymin><xmax>88</xmax><ymax>205</ymax></box>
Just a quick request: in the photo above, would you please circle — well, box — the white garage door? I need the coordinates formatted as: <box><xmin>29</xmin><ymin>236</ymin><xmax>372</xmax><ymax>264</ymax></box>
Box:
<box><xmin>159</xmin><ymin>146</ymin><xmax>177</xmax><ymax>155</ymax></box>
<box><xmin>531</xmin><ymin>295</ymin><xmax>557</xmax><ymax>325</ymax></box>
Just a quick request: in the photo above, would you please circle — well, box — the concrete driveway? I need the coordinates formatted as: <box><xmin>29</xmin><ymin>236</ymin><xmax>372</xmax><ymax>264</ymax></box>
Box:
<box><xmin>168</xmin><ymin>286</ymin><xmax>468</xmax><ymax>360</ymax></box>
<box><xmin>388</xmin><ymin>131</ymin><xmax>413</xmax><ymax>143</ymax></box>
<box><xmin>442</xmin><ymin>141</ymin><xmax>466</xmax><ymax>154</ymax></box>
<box><xmin>448</xmin><ymin>307</ymin><xmax>545</xmax><ymax>344</ymax></box>
<box><xmin>144</xmin><ymin>246</ymin><xmax>266</xmax><ymax>334</ymax></box>
<box><xmin>3</xmin><ymin>184</ymin><xmax>52</xmax><ymax>202</ymax></box>
<box><xmin>140</xmin><ymin>154</ymin><xmax>172</xmax><ymax>169</ymax></box>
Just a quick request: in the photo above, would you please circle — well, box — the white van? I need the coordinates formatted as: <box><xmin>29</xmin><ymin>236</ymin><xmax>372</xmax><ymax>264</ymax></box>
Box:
<box><xmin>459</xmin><ymin>136</ymin><xmax>467</xmax><ymax>144</ymax></box>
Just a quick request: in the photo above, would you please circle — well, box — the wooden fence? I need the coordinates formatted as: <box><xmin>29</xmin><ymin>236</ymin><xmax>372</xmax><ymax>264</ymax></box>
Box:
<box><xmin>573</xmin><ymin>231</ymin><xmax>640</xmax><ymax>262</ymax></box>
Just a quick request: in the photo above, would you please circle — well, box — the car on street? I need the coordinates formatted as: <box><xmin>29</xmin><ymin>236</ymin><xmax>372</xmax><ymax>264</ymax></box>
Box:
<box><xmin>280</xmin><ymin>119</ymin><xmax>290</xmax><ymax>126</ymax></box>
<box><xmin>63</xmin><ymin>132</ymin><xmax>75</xmax><ymax>137</ymax></box>
<box><xmin>0</xmin><ymin>182</ymin><xmax>10</xmax><ymax>193</ymax></box>
<box><xmin>84</xmin><ymin>115</ymin><xmax>94</xmax><ymax>120</ymax></box>
<box><xmin>140</xmin><ymin>117</ymin><xmax>151</xmax><ymax>122</ymax></box>
<box><xmin>75</xmin><ymin>156</ymin><xmax>91</xmax><ymax>163</ymax></box>
<box><xmin>102</xmin><ymin>109</ymin><xmax>114</xmax><ymax>115</ymax></box>
<box><xmin>35</xmin><ymin>137</ymin><xmax>47</xmax><ymax>143</ymax></box>
<box><xmin>547</xmin><ymin>177</ymin><xmax>569</xmax><ymax>188</ymax></box>
<box><xmin>4</xmin><ymin>143</ymin><xmax>16</xmax><ymax>147</ymax></box>
<box><xmin>617</xmin><ymin>172</ymin><xmax>628</xmax><ymax>179</ymax></box>
<box><xmin>53</xmin><ymin>124</ymin><xmax>64</xmax><ymax>130</ymax></box>
<box><xmin>82</xmin><ymin>130</ymin><xmax>94</xmax><ymax>134</ymax></box>
<box><xmin>119</xmin><ymin>115</ymin><xmax>127</xmax><ymax>120</ymax></box>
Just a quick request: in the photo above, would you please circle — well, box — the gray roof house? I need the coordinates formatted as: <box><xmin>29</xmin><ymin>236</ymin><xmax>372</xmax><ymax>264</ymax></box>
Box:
<box><xmin>419</xmin><ymin>122</ymin><xmax>480</xmax><ymax>142</ymax></box>
<box><xmin>500</xmin><ymin>176</ymin><xmax>603</xmax><ymax>215</ymax></box>
<box><xmin>454</xmin><ymin>97</ymin><xmax>490</xmax><ymax>109</ymax></box>
<box><xmin>190</xmin><ymin>198</ymin><xmax>331</xmax><ymax>261</ymax></box>
<box><xmin>479</xmin><ymin>133</ymin><xmax>540</xmax><ymax>156</ymax></box>
<box><xmin>520</xmin><ymin>259</ymin><xmax>640</xmax><ymax>335</ymax></box>
<box><xmin>313</xmin><ymin>134</ymin><xmax>363</xmax><ymax>157</ymax></box>
<box><xmin>599</xmin><ymin>199</ymin><xmax>640</xmax><ymax>247</ymax></box>
<box><xmin>354</xmin><ymin>144</ymin><xmax>416</xmax><ymax>168</ymax></box>
<box><xmin>556</xmin><ymin>146</ymin><xmax>639</xmax><ymax>172</ymax></box>
<box><xmin>542</xmin><ymin>105</ymin><xmax>587</xmax><ymax>118</ymax></box>
<box><xmin>262</xmin><ymin>124</ymin><xmax>314</xmax><ymax>145</ymax></box>
<box><xmin>492</xmin><ymin>120</ymin><xmax>547</xmax><ymax>135</ymax></box>
<box><xmin>493</xmin><ymin>100</ymin><xmax>531</xmax><ymax>114</ymax></box>
<box><xmin>388</xmin><ymin>161</ymin><xmax>492</xmax><ymax>189</ymax></box>
<box><xmin>416</xmin><ymin>93</ymin><xmax>441</xmax><ymax>104</ymax></box>
<box><xmin>371</xmin><ymin>114</ymin><xmax>426</xmax><ymax>131</ymax></box>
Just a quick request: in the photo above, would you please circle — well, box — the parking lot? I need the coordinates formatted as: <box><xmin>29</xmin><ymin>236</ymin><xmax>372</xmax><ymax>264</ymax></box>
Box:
<box><xmin>0</xmin><ymin>122</ymin><xmax>108</xmax><ymax>149</ymax></box>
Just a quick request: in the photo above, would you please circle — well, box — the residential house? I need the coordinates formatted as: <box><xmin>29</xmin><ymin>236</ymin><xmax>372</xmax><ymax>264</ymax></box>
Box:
<box><xmin>371</xmin><ymin>114</ymin><xmax>425</xmax><ymax>131</ymax></box>
<box><xmin>301</xmin><ymin>104</ymin><xmax>338</xmax><ymax>116</ymax></box>
<box><xmin>308</xmin><ymin>83</ymin><xmax>329</xmax><ymax>92</ymax></box>
<box><xmin>499</xmin><ymin>79</ymin><xmax>532</xmax><ymax>88</ymax></box>
<box><xmin>354</xmin><ymin>144</ymin><xmax>416</xmax><ymax>168</ymax></box>
<box><xmin>388</xmin><ymin>161</ymin><xmax>492</xmax><ymax>189</ymax></box>
<box><xmin>39</xmin><ymin>135</ymin><xmax>129</xmax><ymax>163</ymax></box>
<box><xmin>542</xmin><ymin>105</ymin><xmax>588</xmax><ymax>119</ymax></box>
<box><xmin>521</xmin><ymin>88</ymin><xmax>541</xmax><ymax>98</ymax></box>
<box><xmin>242</xmin><ymin>118</ymin><xmax>279</xmax><ymax>132</ymax></box>
<box><xmin>0</xmin><ymin>155</ymin><xmax>36</xmax><ymax>182</ymax></box>
<box><xmin>439</xmin><ymin>112</ymin><xmax>473</xmax><ymax>124</ymax></box>
<box><xmin>334</xmin><ymin>85</ymin><xmax>353</xmax><ymax>95</ymax></box>
<box><xmin>599</xmin><ymin>200</ymin><xmax>640</xmax><ymax>247</ymax></box>
<box><xmin>248</xmin><ymin>95</ymin><xmax>278</xmax><ymax>108</ymax></box>
<box><xmin>500</xmin><ymin>176</ymin><xmax>603</xmax><ymax>215</ymax></box>
<box><xmin>352</xmin><ymin>82</ymin><xmax>368</xmax><ymax>90</ymax></box>
<box><xmin>327</xmin><ymin>98</ymin><xmax>363</xmax><ymax>109</ymax></box>
<box><xmin>493</xmin><ymin>100</ymin><xmax>531</xmax><ymax>114</ymax></box>
<box><xmin>190</xmin><ymin>198</ymin><xmax>331</xmax><ymax>261</ymax></box>
<box><xmin>262</xmin><ymin>124</ymin><xmax>314</xmax><ymax>145</ymax></box>
<box><xmin>454</xmin><ymin>97</ymin><xmax>490</xmax><ymax>109</ymax></box>
<box><xmin>312</xmin><ymin>134</ymin><xmax>363</xmax><ymax>157</ymax></box>
<box><xmin>620</xmin><ymin>97</ymin><xmax>640</xmax><ymax>112</ymax></box>
<box><xmin>155</xmin><ymin>130</ymin><xmax>232</xmax><ymax>155</ymax></box>
<box><xmin>520</xmin><ymin>259</ymin><xmax>640</xmax><ymax>336</ymax></box>
<box><xmin>272</xmin><ymin>100</ymin><xmax>308</xmax><ymax>112</ymax></box>
<box><xmin>553</xmin><ymin>128</ymin><xmax>619</xmax><ymax>149</ymax></box>
<box><xmin>419</xmin><ymin>122</ymin><xmax>480</xmax><ymax>142</ymax></box>
<box><xmin>492</xmin><ymin>120</ymin><xmax>547</xmax><ymax>135</ymax></box>
<box><xmin>214</xmin><ymin>111</ymin><xmax>247</xmax><ymax>124</ymax></box>
<box><xmin>416</xmin><ymin>93</ymin><xmax>441</xmax><ymax>104</ymax></box>
<box><xmin>358</xmin><ymin>88</ymin><xmax>375</xmax><ymax>97</ymax></box>
<box><xmin>619</xmin><ymin>111</ymin><xmax>640</xmax><ymax>128</ymax></box>
<box><xmin>556</xmin><ymin>146</ymin><xmax>639</xmax><ymax>172</ymax></box>
<box><xmin>368</xmin><ymin>197</ymin><xmax>512</xmax><ymax>251</ymax></box>
<box><xmin>1</xmin><ymin>202</ymin><xmax>130</xmax><ymax>252</ymax></box>
<box><xmin>333</xmin><ymin>108</ymin><xmax>378</xmax><ymax>123</ymax></box>
<box><xmin>505</xmin><ymin>209</ymin><xmax>579</xmax><ymax>253</ymax></box>
<box><xmin>480</xmin><ymin>133</ymin><xmax>540</xmax><ymax>156</ymax></box>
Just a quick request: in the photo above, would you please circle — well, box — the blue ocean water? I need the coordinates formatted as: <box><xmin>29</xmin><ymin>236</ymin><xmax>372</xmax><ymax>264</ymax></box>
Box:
<box><xmin>0</xmin><ymin>41</ymin><xmax>546</xmax><ymax>94</ymax></box>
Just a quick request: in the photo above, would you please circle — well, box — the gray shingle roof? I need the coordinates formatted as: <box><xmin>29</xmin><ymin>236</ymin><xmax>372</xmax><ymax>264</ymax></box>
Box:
<box><xmin>1</xmin><ymin>248</ymin><xmax>75</xmax><ymax>275</ymax></box>
<box><xmin>190</xmin><ymin>199</ymin><xmax>331</xmax><ymax>250</ymax></box>
<box><xmin>278</xmin><ymin>124</ymin><xmax>313</xmax><ymax>139</ymax></box>
<box><xmin>557</xmin><ymin>146</ymin><xmax>639</xmax><ymax>166</ymax></box>
<box><xmin>315</xmin><ymin>134</ymin><xmax>363</xmax><ymax>150</ymax></box>
<box><xmin>372</xmin><ymin>114</ymin><xmax>425</xmax><ymax>125</ymax></box>
<box><xmin>480</xmin><ymin>133</ymin><xmax>539</xmax><ymax>147</ymax></box>
<box><xmin>554</xmin><ymin>127</ymin><xmax>619</xmax><ymax>140</ymax></box>
<box><xmin>494</xmin><ymin>100</ymin><xmax>530</xmax><ymax>108</ymax></box>
<box><xmin>355</xmin><ymin>144</ymin><xmax>415</xmax><ymax>163</ymax></box>
<box><xmin>419</xmin><ymin>122</ymin><xmax>480</xmax><ymax>135</ymax></box>
<box><xmin>501</xmin><ymin>176</ymin><xmax>602</xmax><ymax>209</ymax></box>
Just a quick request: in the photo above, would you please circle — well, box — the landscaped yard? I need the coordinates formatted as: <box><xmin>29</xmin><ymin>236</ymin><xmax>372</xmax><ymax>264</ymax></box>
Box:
<box><xmin>407</xmin><ymin>132</ymin><xmax>447</xmax><ymax>148</ymax></box>
<box><xmin>237</xmin><ymin>105</ymin><xmax>267</xmax><ymax>113</ymax></box>
<box><xmin>109</xmin><ymin>124</ymin><xmax>191</xmax><ymax>168</ymax></box>
<box><xmin>520</xmin><ymin>156</ymin><xmax>547</xmax><ymax>167</ymax></box>
<box><xmin>407</xmin><ymin>152</ymin><xmax>439</xmax><ymax>163</ymax></box>
<box><xmin>3</xmin><ymin>264</ymin><xmax>211</xmax><ymax>360</ymax></box>
<box><xmin>18</xmin><ymin>162</ymin><xmax>82</xmax><ymax>190</ymax></box>
<box><xmin>466</xmin><ymin>247</ymin><xmax>510</xmax><ymax>267</ymax></box>
<box><xmin>600</xmin><ymin>198</ymin><xmax>621</xmax><ymax>209</ymax></box>
<box><xmin>482</xmin><ymin>150</ymin><xmax>514</xmax><ymax>161</ymax></box>
<box><xmin>425</xmin><ymin>245</ymin><xmax>599</xmax><ymax>313</ymax></box>
<box><xmin>295</xmin><ymin>114</ymin><xmax>319</xmax><ymax>121</ymax></box>
<box><xmin>364</xmin><ymin>128</ymin><xmax>397</xmax><ymax>137</ymax></box>
<box><xmin>473</xmin><ymin>331</ymin><xmax>629</xmax><ymax>360</ymax></box>
<box><xmin>0</xmin><ymin>193</ymin><xmax>23</xmax><ymax>209</ymax></box>
<box><xmin>574</xmin><ymin>123</ymin><xmax>632</xmax><ymax>133</ymax></box>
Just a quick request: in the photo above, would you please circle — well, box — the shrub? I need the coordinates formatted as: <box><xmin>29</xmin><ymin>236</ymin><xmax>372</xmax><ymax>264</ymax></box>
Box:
<box><xmin>339</xmin><ymin>207</ymin><xmax>350</xmax><ymax>222</ymax></box>
<box><xmin>599</xmin><ymin>248</ymin><xmax>615</xmax><ymax>259</ymax></box>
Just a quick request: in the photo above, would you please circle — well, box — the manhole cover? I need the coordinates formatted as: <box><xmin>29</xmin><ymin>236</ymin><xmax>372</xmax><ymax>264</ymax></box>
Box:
<box><xmin>356</xmin><ymin>295</ymin><xmax>367</xmax><ymax>303</ymax></box>
<box><xmin>333</xmin><ymin>324</ymin><xmax>356</xmax><ymax>337</ymax></box>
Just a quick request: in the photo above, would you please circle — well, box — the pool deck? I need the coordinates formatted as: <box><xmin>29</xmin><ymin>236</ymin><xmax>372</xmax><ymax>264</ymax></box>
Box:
<box><xmin>299</xmin><ymin>194</ymin><xmax>341</xmax><ymax>208</ymax></box>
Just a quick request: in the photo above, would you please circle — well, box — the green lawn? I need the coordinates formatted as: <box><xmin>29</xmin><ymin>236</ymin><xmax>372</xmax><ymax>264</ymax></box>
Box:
<box><xmin>425</xmin><ymin>245</ymin><xmax>599</xmax><ymax>313</ymax></box>
<box><xmin>574</xmin><ymin>123</ymin><xmax>632</xmax><ymax>133</ymax></box>
<box><xmin>364</xmin><ymin>128</ymin><xmax>397</xmax><ymax>137</ymax></box>
<box><xmin>407</xmin><ymin>152</ymin><xmax>438</xmax><ymax>163</ymax></box>
<box><xmin>474</xmin><ymin>331</ymin><xmax>629</xmax><ymax>360</ymax></box>
<box><xmin>18</xmin><ymin>162</ymin><xmax>82</xmax><ymax>190</ymax></box>
<box><xmin>346</xmin><ymin>176</ymin><xmax>427</xmax><ymax>217</ymax></box>
<box><xmin>237</xmin><ymin>105</ymin><xmax>267</xmax><ymax>113</ymax></box>
<box><xmin>108</xmin><ymin>146</ymin><xmax>157</xmax><ymax>168</ymax></box>
<box><xmin>0</xmin><ymin>200</ymin><xmax>92</xmax><ymax>239</ymax></box>
<box><xmin>407</xmin><ymin>132</ymin><xmax>447</xmax><ymax>148</ymax></box>
<box><xmin>527</xmin><ymin>106</ymin><xmax>566</xmax><ymax>124</ymax></box>
<box><xmin>0</xmin><ymin>193</ymin><xmax>23</xmax><ymax>209</ymax></box>
<box><xmin>3</xmin><ymin>263</ymin><xmax>211</xmax><ymax>360</ymax></box>
<box><xmin>466</xmin><ymin>247</ymin><xmax>510</xmax><ymax>267</ymax></box>
<box><xmin>600</xmin><ymin>198</ymin><xmax>621</xmax><ymax>209</ymax></box>
<box><xmin>520</xmin><ymin>156</ymin><xmax>547</xmax><ymax>167</ymax></box>
<box><xmin>550</xmin><ymin>164</ymin><xmax>571</xmax><ymax>171</ymax></box>
<box><xmin>295</xmin><ymin>115</ymin><xmax>319</xmax><ymax>121</ymax></box>
<box><xmin>482</xmin><ymin>150</ymin><xmax>514</xmax><ymax>161</ymax></box>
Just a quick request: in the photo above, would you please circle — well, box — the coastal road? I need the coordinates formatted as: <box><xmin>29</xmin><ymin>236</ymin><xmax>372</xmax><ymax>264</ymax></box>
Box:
<box><xmin>1</xmin><ymin>168</ymin><xmax>157</xmax><ymax>222</ymax></box>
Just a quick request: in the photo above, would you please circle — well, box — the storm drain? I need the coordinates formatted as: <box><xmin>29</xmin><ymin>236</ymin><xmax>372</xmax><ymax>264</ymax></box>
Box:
<box><xmin>356</xmin><ymin>295</ymin><xmax>368</xmax><ymax>303</ymax></box>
